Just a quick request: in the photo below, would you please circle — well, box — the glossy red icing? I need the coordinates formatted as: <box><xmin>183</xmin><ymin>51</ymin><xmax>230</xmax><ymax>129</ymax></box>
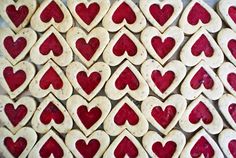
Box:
<box><xmin>229</xmin><ymin>104</ymin><xmax>236</xmax><ymax>123</ymax></box>
<box><xmin>114</xmin><ymin>136</ymin><xmax>138</xmax><ymax>158</ymax></box>
<box><xmin>113</xmin><ymin>34</ymin><xmax>137</xmax><ymax>57</ymax></box>
<box><xmin>76</xmin><ymin>38</ymin><xmax>100</xmax><ymax>61</ymax></box>
<box><xmin>39</xmin><ymin>67</ymin><xmax>63</xmax><ymax>90</ymax></box>
<box><xmin>4</xmin><ymin>103</ymin><xmax>27</xmax><ymax>127</ymax></box>
<box><xmin>3</xmin><ymin>67</ymin><xmax>26</xmax><ymax>92</ymax></box>
<box><xmin>191</xmin><ymin>35</ymin><xmax>213</xmax><ymax>57</ymax></box>
<box><xmin>112</xmin><ymin>2</ymin><xmax>136</xmax><ymax>24</ymax></box>
<box><xmin>4</xmin><ymin>36</ymin><xmax>27</xmax><ymax>59</ymax></box>
<box><xmin>77</xmin><ymin>105</ymin><xmax>102</xmax><ymax>129</ymax></box>
<box><xmin>187</xmin><ymin>2</ymin><xmax>211</xmax><ymax>25</ymax></box>
<box><xmin>151</xmin><ymin>105</ymin><xmax>176</xmax><ymax>129</ymax></box>
<box><xmin>152</xmin><ymin>141</ymin><xmax>177</xmax><ymax>158</ymax></box>
<box><xmin>229</xmin><ymin>140</ymin><xmax>236</xmax><ymax>157</ymax></box>
<box><xmin>114</xmin><ymin>103</ymin><xmax>139</xmax><ymax>126</ymax></box>
<box><xmin>39</xmin><ymin>33</ymin><xmax>63</xmax><ymax>57</ymax></box>
<box><xmin>40</xmin><ymin>1</ymin><xmax>64</xmax><ymax>23</ymax></box>
<box><xmin>6</xmin><ymin>5</ymin><xmax>29</xmax><ymax>27</ymax></box>
<box><xmin>115</xmin><ymin>67</ymin><xmax>139</xmax><ymax>90</ymax></box>
<box><xmin>228</xmin><ymin>39</ymin><xmax>236</xmax><ymax>59</ymax></box>
<box><xmin>4</xmin><ymin>137</ymin><xmax>27</xmax><ymax>158</ymax></box>
<box><xmin>229</xmin><ymin>6</ymin><xmax>236</xmax><ymax>24</ymax></box>
<box><xmin>75</xmin><ymin>3</ymin><xmax>100</xmax><ymax>25</ymax></box>
<box><xmin>228</xmin><ymin>73</ymin><xmax>236</xmax><ymax>91</ymax></box>
<box><xmin>190</xmin><ymin>67</ymin><xmax>214</xmax><ymax>90</ymax></box>
<box><xmin>151</xmin><ymin>36</ymin><xmax>175</xmax><ymax>59</ymax></box>
<box><xmin>76</xmin><ymin>139</ymin><xmax>100</xmax><ymax>158</ymax></box>
<box><xmin>149</xmin><ymin>4</ymin><xmax>174</xmax><ymax>26</ymax></box>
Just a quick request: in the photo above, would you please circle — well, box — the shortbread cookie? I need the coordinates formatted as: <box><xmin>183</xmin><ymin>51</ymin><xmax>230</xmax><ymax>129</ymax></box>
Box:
<box><xmin>30</xmin><ymin>26</ymin><xmax>73</xmax><ymax>67</ymax></box>
<box><xmin>103</xmin><ymin>27</ymin><xmax>147</xmax><ymax>66</ymax></box>
<box><xmin>67</xmin><ymin>0</ymin><xmax>110</xmax><ymax>32</ymax></box>
<box><xmin>102</xmin><ymin>0</ymin><xmax>146</xmax><ymax>33</ymax></box>
<box><xmin>103</xmin><ymin>96</ymin><xmax>148</xmax><ymax>137</ymax></box>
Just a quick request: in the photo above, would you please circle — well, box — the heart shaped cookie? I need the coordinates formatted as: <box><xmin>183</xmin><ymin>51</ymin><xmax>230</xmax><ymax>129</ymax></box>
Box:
<box><xmin>0</xmin><ymin>0</ymin><xmax>37</xmax><ymax>32</ymax></box>
<box><xmin>219</xmin><ymin>94</ymin><xmax>236</xmax><ymax>130</ymax></box>
<box><xmin>180</xmin><ymin>129</ymin><xmax>224</xmax><ymax>158</ymax></box>
<box><xmin>67</xmin><ymin>0</ymin><xmax>110</xmax><ymax>32</ymax></box>
<box><xmin>66</xmin><ymin>95</ymin><xmax>111</xmax><ymax>136</ymax></box>
<box><xmin>0</xmin><ymin>95</ymin><xmax>36</xmax><ymax>134</ymax></box>
<box><xmin>218</xmin><ymin>0</ymin><xmax>236</xmax><ymax>32</ymax></box>
<box><xmin>103</xmin><ymin>130</ymin><xmax>148</xmax><ymax>158</ymax></box>
<box><xmin>104</xmin><ymin>96</ymin><xmax>148</xmax><ymax>137</ymax></box>
<box><xmin>139</xmin><ymin>0</ymin><xmax>183</xmax><ymax>32</ymax></box>
<box><xmin>141</xmin><ymin>59</ymin><xmax>186</xmax><ymax>99</ymax></box>
<box><xmin>218</xmin><ymin>128</ymin><xmax>236</xmax><ymax>158</ymax></box>
<box><xmin>65</xmin><ymin>130</ymin><xmax>110</xmax><ymax>158</ymax></box>
<box><xmin>142</xmin><ymin>130</ymin><xmax>186</xmax><ymax>158</ymax></box>
<box><xmin>29</xmin><ymin>60</ymin><xmax>73</xmax><ymax>100</ymax></box>
<box><xmin>0</xmin><ymin>127</ymin><xmax>37</xmax><ymax>158</ymax></box>
<box><xmin>105</xmin><ymin>60</ymin><xmax>149</xmax><ymax>101</ymax></box>
<box><xmin>66</xmin><ymin>61</ymin><xmax>111</xmax><ymax>101</ymax></box>
<box><xmin>0</xmin><ymin>27</ymin><xmax>37</xmax><ymax>65</ymax></box>
<box><xmin>31</xmin><ymin>94</ymin><xmax>73</xmax><ymax>134</ymax></box>
<box><xmin>30</xmin><ymin>26</ymin><xmax>73</xmax><ymax>67</ymax></box>
<box><xmin>141</xmin><ymin>26</ymin><xmax>184</xmax><ymax>65</ymax></box>
<box><xmin>181</xmin><ymin>61</ymin><xmax>224</xmax><ymax>100</ymax></box>
<box><xmin>179</xmin><ymin>0</ymin><xmax>222</xmax><ymax>35</ymax></box>
<box><xmin>102</xmin><ymin>0</ymin><xmax>146</xmax><ymax>33</ymax></box>
<box><xmin>218</xmin><ymin>28</ymin><xmax>236</xmax><ymax>67</ymax></box>
<box><xmin>180</xmin><ymin>28</ymin><xmax>224</xmax><ymax>68</ymax></box>
<box><xmin>29</xmin><ymin>130</ymin><xmax>73</xmax><ymax>158</ymax></box>
<box><xmin>103</xmin><ymin>27</ymin><xmax>147</xmax><ymax>66</ymax></box>
<box><xmin>0</xmin><ymin>58</ymin><xmax>35</xmax><ymax>99</ymax></box>
<box><xmin>66</xmin><ymin>27</ymin><xmax>109</xmax><ymax>67</ymax></box>
<box><xmin>218</xmin><ymin>62</ymin><xmax>236</xmax><ymax>96</ymax></box>
<box><xmin>141</xmin><ymin>95</ymin><xmax>186</xmax><ymax>135</ymax></box>
<box><xmin>30</xmin><ymin>0</ymin><xmax>73</xmax><ymax>33</ymax></box>
<box><xmin>179</xmin><ymin>95</ymin><xmax>223</xmax><ymax>134</ymax></box>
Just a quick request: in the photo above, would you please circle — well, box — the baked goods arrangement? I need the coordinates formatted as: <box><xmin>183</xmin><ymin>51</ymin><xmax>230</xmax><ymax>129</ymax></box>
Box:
<box><xmin>0</xmin><ymin>0</ymin><xmax>236</xmax><ymax>157</ymax></box>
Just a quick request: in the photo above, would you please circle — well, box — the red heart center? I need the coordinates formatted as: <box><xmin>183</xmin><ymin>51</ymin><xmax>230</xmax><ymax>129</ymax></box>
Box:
<box><xmin>114</xmin><ymin>136</ymin><xmax>138</xmax><ymax>158</ymax></box>
<box><xmin>152</xmin><ymin>141</ymin><xmax>177</xmax><ymax>158</ymax></box>
<box><xmin>228</xmin><ymin>39</ymin><xmax>236</xmax><ymax>59</ymax></box>
<box><xmin>190</xmin><ymin>67</ymin><xmax>214</xmax><ymax>90</ymax></box>
<box><xmin>113</xmin><ymin>34</ymin><xmax>137</xmax><ymax>57</ymax></box>
<box><xmin>229</xmin><ymin>140</ymin><xmax>236</xmax><ymax>157</ymax></box>
<box><xmin>149</xmin><ymin>4</ymin><xmax>174</xmax><ymax>26</ymax></box>
<box><xmin>151</xmin><ymin>70</ymin><xmax>175</xmax><ymax>93</ymax></box>
<box><xmin>39</xmin><ymin>33</ymin><xmax>63</xmax><ymax>57</ymax></box>
<box><xmin>77</xmin><ymin>105</ymin><xmax>102</xmax><ymax>129</ymax></box>
<box><xmin>229</xmin><ymin>6</ymin><xmax>236</xmax><ymax>24</ymax></box>
<box><xmin>4</xmin><ymin>103</ymin><xmax>27</xmax><ymax>127</ymax></box>
<box><xmin>40</xmin><ymin>1</ymin><xmax>64</xmax><ymax>23</ymax></box>
<box><xmin>189</xmin><ymin>101</ymin><xmax>213</xmax><ymax>124</ymax></box>
<box><xmin>114</xmin><ymin>103</ymin><xmax>139</xmax><ymax>126</ymax></box>
<box><xmin>40</xmin><ymin>102</ymin><xmax>64</xmax><ymax>124</ymax></box>
<box><xmin>4</xmin><ymin>137</ymin><xmax>27</xmax><ymax>158</ymax></box>
<box><xmin>76</xmin><ymin>71</ymin><xmax>101</xmax><ymax>95</ymax></box>
<box><xmin>229</xmin><ymin>104</ymin><xmax>236</xmax><ymax>123</ymax></box>
<box><xmin>3</xmin><ymin>67</ymin><xmax>26</xmax><ymax>92</ymax></box>
<box><xmin>227</xmin><ymin>73</ymin><xmax>236</xmax><ymax>91</ymax></box>
<box><xmin>187</xmin><ymin>2</ymin><xmax>211</xmax><ymax>25</ymax></box>
<box><xmin>39</xmin><ymin>67</ymin><xmax>63</xmax><ymax>90</ymax></box>
<box><xmin>112</xmin><ymin>2</ymin><xmax>136</xmax><ymax>24</ymax></box>
<box><xmin>6</xmin><ymin>5</ymin><xmax>29</xmax><ymax>27</ymax></box>
<box><xmin>151</xmin><ymin>105</ymin><xmax>176</xmax><ymax>129</ymax></box>
<box><xmin>191</xmin><ymin>34</ymin><xmax>213</xmax><ymax>57</ymax></box>
<box><xmin>75</xmin><ymin>3</ymin><xmax>100</xmax><ymax>25</ymax></box>
<box><xmin>39</xmin><ymin>137</ymin><xmax>64</xmax><ymax>158</ymax></box>
<box><xmin>4</xmin><ymin>36</ymin><xmax>27</xmax><ymax>59</ymax></box>
<box><xmin>151</xmin><ymin>36</ymin><xmax>175</xmax><ymax>59</ymax></box>
<box><xmin>76</xmin><ymin>38</ymin><xmax>100</xmax><ymax>61</ymax></box>
<box><xmin>76</xmin><ymin>139</ymin><xmax>100</xmax><ymax>158</ymax></box>
<box><xmin>115</xmin><ymin>67</ymin><xmax>139</xmax><ymax>90</ymax></box>
<box><xmin>190</xmin><ymin>136</ymin><xmax>214</xmax><ymax>158</ymax></box>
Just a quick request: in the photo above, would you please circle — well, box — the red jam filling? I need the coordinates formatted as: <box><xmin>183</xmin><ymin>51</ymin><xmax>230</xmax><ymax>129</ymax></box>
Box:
<box><xmin>4</xmin><ymin>137</ymin><xmax>27</xmax><ymax>158</ymax></box>
<box><xmin>152</xmin><ymin>141</ymin><xmax>177</xmax><ymax>158</ymax></box>
<box><xmin>6</xmin><ymin>5</ymin><xmax>28</xmax><ymax>27</ymax></box>
<box><xmin>229</xmin><ymin>140</ymin><xmax>236</xmax><ymax>158</ymax></box>
<box><xmin>76</xmin><ymin>139</ymin><xmax>100</xmax><ymax>158</ymax></box>
<box><xmin>229</xmin><ymin>6</ymin><xmax>236</xmax><ymax>24</ymax></box>
<box><xmin>227</xmin><ymin>73</ymin><xmax>236</xmax><ymax>91</ymax></box>
<box><xmin>191</xmin><ymin>35</ymin><xmax>213</xmax><ymax>57</ymax></box>
<box><xmin>228</xmin><ymin>39</ymin><xmax>236</xmax><ymax>59</ymax></box>
<box><xmin>229</xmin><ymin>103</ymin><xmax>236</xmax><ymax>123</ymax></box>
